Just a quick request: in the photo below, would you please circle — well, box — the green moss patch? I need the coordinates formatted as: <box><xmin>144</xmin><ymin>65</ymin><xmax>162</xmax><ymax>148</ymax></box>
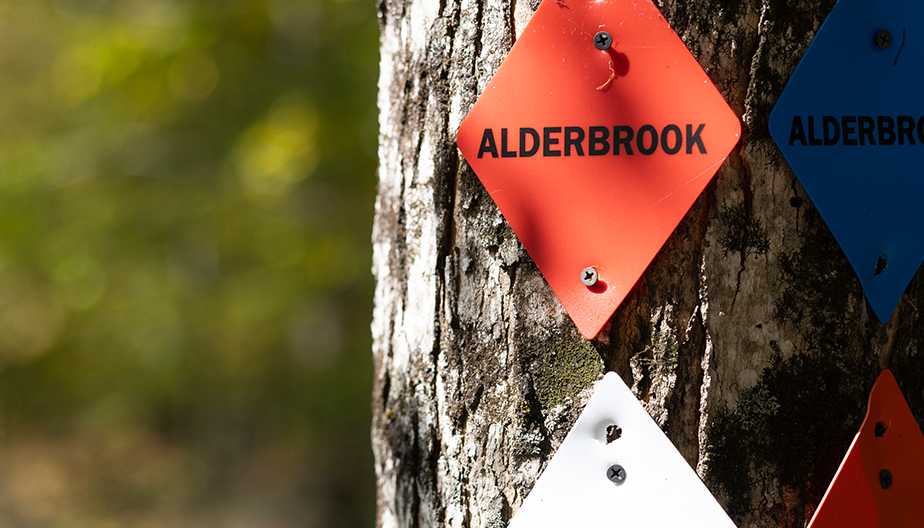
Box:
<box><xmin>522</xmin><ymin>327</ymin><xmax>603</xmax><ymax>412</ymax></box>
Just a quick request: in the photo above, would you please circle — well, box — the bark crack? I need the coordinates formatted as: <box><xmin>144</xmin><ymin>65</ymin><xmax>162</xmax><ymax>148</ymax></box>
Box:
<box><xmin>729</xmin><ymin>0</ymin><xmax>771</xmax><ymax>314</ymax></box>
<box><xmin>473</xmin><ymin>0</ymin><xmax>484</xmax><ymax>81</ymax></box>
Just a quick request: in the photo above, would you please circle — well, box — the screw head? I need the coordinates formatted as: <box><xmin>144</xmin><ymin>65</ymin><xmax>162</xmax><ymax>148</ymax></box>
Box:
<box><xmin>876</xmin><ymin>29</ymin><xmax>892</xmax><ymax>49</ymax></box>
<box><xmin>880</xmin><ymin>469</ymin><xmax>893</xmax><ymax>489</ymax></box>
<box><xmin>594</xmin><ymin>31</ymin><xmax>612</xmax><ymax>51</ymax></box>
<box><xmin>606</xmin><ymin>464</ymin><xmax>626</xmax><ymax>484</ymax></box>
<box><xmin>581</xmin><ymin>267</ymin><xmax>598</xmax><ymax>286</ymax></box>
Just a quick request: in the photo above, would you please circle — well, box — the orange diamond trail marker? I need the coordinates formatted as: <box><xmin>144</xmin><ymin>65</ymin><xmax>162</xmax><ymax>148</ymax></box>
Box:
<box><xmin>808</xmin><ymin>370</ymin><xmax>924</xmax><ymax>528</ymax></box>
<box><xmin>457</xmin><ymin>0</ymin><xmax>740</xmax><ymax>339</ymax></box>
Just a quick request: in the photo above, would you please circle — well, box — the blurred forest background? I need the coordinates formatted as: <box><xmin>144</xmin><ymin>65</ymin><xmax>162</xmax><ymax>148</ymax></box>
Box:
<box><xmin>0</xmin><ymin>0</ymin><xmax>378</xmax><ymax>525</ymax></box>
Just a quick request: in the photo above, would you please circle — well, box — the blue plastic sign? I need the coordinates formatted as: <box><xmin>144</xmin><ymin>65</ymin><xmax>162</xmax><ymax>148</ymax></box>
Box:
<box><xmin>508</xmin><ymin>373</ymin><xmax>735</xmax><ymax>527</ymax></box>
<box><xmin>769</xmin><ymin>0</ymin><xmax>924</xmax><ymax>322</ymax></box>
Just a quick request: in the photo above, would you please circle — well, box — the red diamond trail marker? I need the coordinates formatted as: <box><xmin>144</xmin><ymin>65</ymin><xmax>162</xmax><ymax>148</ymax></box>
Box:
<box><xmin>808</xmin><ymin>370</ymin><xmax>924</xmax><ymax>528</ymax></box>
<box><xmin>457</xmin><ymin>0</ymin><xmax>740</xmax><ymax>339</ymax></box>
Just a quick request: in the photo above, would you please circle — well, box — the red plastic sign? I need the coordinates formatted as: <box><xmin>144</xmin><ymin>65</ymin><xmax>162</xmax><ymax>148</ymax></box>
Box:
<box><xmin>457</xmin><ymin>0</ymin><xmax>740</xmax><ymax>339</ymax></box>
<box><xmin>808</xmin><ymin>370</ymin><xmax>924</xmax><ymax>527</ymax></box>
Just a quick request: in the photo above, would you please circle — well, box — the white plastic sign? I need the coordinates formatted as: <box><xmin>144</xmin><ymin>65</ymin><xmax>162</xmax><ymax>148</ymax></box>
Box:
<box><xmin>509</xmin><ymin>372</ymin><xmax>735</xmax><ymax>527</ymax></box>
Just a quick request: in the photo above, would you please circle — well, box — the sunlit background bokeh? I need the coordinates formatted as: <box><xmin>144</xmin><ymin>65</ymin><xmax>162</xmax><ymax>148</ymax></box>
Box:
<box><xmin>0</xmin><ymin>0</ymin><xmax>378</xmax><ymax>525</ymax></box>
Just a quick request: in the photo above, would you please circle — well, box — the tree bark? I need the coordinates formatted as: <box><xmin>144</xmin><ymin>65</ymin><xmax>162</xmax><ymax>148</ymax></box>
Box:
<box><xmin>371</xmin><ymin>0</ymin><xmax>924</xmax><ymax>526</ymax></box>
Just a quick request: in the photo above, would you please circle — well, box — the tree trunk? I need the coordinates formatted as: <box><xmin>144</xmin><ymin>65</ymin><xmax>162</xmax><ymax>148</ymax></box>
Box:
<box><xmin>371</xmin><ymin>0</ymin><xmax>924</xmax><ymax>526</ymax></box>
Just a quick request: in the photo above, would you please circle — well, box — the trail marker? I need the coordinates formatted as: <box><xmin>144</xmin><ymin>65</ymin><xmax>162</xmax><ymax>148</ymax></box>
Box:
<box><xmin>457</xmin><ymin>0</ymin><xmax>740</xmax><ymax>339</ymax></box>
<box><xmin>808</xmin><ymin>370</ymin><xmax>924</xmax><ymax>527</ymax></box>
<box><xmin>508</xmin><ymin>372</ymin><xmax>736</xmax><ymax>527</ymax></box>
<box><xmin>769</xmin><ymin>0</ymin><xmax>924</xmax><ymax>322</ymax></box>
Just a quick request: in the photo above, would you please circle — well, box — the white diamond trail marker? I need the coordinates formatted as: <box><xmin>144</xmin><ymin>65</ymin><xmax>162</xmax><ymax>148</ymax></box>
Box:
<box><xmin>509</xmin><ymin>372</ymin><xmax>735</xmax><ymax>527</ymax></box>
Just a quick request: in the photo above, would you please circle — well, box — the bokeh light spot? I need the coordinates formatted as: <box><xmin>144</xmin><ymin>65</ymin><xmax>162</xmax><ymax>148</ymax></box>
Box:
<box><xmin>168</xmin><ymin>51</ymin><xmax>219</xmax><ymax>102</ymax></box>
<box><xmin>234</xmin><ymin>98</ymin><xmax>318</xmax><ymax>197</ymax></box>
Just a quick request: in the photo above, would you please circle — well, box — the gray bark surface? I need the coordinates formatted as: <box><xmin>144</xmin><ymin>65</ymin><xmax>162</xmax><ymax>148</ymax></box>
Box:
<box><xmin>371</xmin><ymin>0</ymin><xmax>924</xmax><ymax>526</ymax></box>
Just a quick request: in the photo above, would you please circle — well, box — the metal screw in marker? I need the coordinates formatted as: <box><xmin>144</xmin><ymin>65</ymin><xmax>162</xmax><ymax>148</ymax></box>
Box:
<box><xmin>594</xmin><ymin>31</ymin><xmax>612</xmax><ymax>51</ymax></box>
<box><xmin>876</xmin><ymin>30</ymin><xmax>892</xmax><ymax>49</ymax></box>
<box><xmin>581</xmin><ymin>267</ymin><xmax>598</xmax><ymax>286</ymax></box>
<box><xmin>880</xmin><ymin>469</ymin><xmax>893</xmax><ymax>489</ymax></box>
<box><xmin>607</xmin><ymin>464</ymin><xmax>626</xmax><ymax>484</ymax></box>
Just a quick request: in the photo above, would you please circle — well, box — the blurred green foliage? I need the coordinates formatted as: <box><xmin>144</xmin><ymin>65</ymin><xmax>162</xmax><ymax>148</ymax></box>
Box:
<box><xmin>0</xmin><ymin>0</ymin><xmax>378</xmax><ymax>525</ymax></box>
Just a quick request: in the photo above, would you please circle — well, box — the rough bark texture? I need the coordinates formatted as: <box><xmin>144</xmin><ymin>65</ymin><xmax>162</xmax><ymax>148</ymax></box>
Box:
<box><xmin>371</xmin><ymin>0</ymin><xmax>924</xmax><ymax>526</ymax></box>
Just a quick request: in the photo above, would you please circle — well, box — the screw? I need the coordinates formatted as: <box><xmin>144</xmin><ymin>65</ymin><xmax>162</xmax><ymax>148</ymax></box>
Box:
<box><xmin>876</xmin><ymin>30</ymin><xmax>892</xmax><ymax>49</ymax></box>
<box><xmin>594</xmin><ymin>31</ymin><xmax>612</xmax><ymax>51</ymax></box>
<box><xmin>581</xmin><ymin>267</ymin><xmax>598</xmax><ymax>286</ymax></box>
<box><xmin>607</xmin><ymin>464</ymin><xmax>626</xmax><ymax>484</ymax></box>
<box><xmin>880</xmin><ymin>469</ymin><xmax>893</xmax><ymax>489</ymax></box>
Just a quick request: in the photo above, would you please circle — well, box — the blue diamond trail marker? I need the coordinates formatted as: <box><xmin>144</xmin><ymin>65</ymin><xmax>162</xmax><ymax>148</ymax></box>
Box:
<box><xmin>769</xmin><ymin>0</ymin><xmax>924</xmax><ymax>322</ymax></box>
